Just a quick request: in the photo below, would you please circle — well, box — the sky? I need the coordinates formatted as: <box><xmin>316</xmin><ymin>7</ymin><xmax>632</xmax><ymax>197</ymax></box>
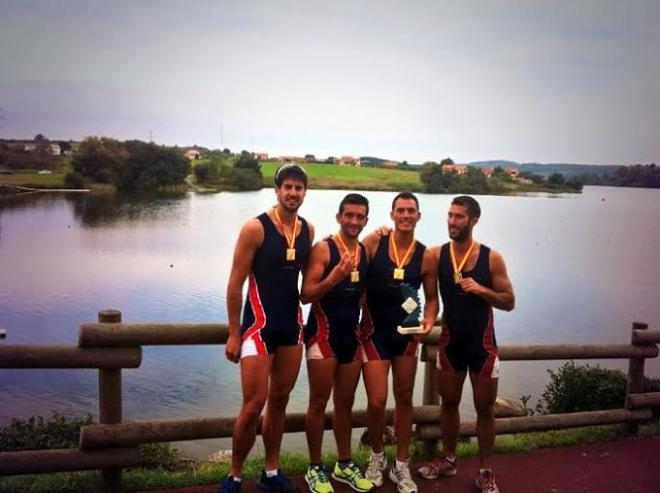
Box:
<box><xmin>1</xmin><ymin>0</ymin><xmax>659</xmax><ymax>165</ymax></box>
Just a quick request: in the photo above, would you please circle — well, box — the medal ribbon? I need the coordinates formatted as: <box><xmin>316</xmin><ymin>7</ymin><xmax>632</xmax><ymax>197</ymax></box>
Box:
<box><xmin>334</xmin><ymin>232</ymin><xmax>360</xmax><ymax>270</ymax></box>
<box><xmin>390</xmin><ymin>233</ymin><xmax>416</xmax><ymax>270</ymax></box>
<box><xmin>450</xmin><ymin>240</ymin><xmax>475</xmax><ymax>279</ymax></box>
<box><xmin>273</xmin><ymin>206</ymin><xmax>298</xmax><ymax>250</ymax></box>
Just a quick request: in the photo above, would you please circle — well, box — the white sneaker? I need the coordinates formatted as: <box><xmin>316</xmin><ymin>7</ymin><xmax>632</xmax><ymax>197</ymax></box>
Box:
<box><xmin>365</xmin><ymin>451</ymin><xmax>387</xmax><ymax>487</ymax></box>
<box><xmin>388</xmin><ymin>462</ymin><xmax>417</xmax><ymax>493</ymax></box>
<box><xmin>475</xmin><ymin>469</ymin><xmax>499</xmax><ymax>493</ymax></box>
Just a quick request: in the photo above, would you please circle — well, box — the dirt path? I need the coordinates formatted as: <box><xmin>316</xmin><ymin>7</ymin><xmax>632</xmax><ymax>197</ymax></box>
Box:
<box><xmin>138</xmin><ymin>436</ymin><xmax>660</xmax><ymax>493</ymax></box>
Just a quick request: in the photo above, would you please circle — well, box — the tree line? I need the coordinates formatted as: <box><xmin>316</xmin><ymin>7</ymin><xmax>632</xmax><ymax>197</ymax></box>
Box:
<box><xmin>573</xmin><ymin>164</ymin><xmax>659</xmax><ymax>188</ymax></box>
<box><xmin>419</xmin><ymin>158</ymin><xmax>583</xmax><ymax>194</ymax></box>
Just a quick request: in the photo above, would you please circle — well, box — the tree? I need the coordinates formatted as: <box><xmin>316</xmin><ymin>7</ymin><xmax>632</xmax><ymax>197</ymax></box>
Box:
<box><xmin>304</xmin><ymin>154</ymin><xmax>316</xmax><ymax>162</ymax></box>
<box><xmin>548</xmin><ymin>172</ymin><xmax>566</xmax><ymax>187</ymax></box>
<box><xmin>234</xmin><ymin>150</ymin><xmax>261</xmax><ymax>172</ymax></box>
<box><xmin>325</xmin><ymin>156</ymin><xmax>336</xmax><ymax>164</ymax></box>
<box><xmin>440</xmin><ymin>157</ymin><xmax>455</xmax><ymax>166</ymax></box>
<box><xmin>34</xmin><ymin>133</ymin><xmax>48</xmax><ymax>142</ymax></box>
<box><xmin>72</xmin><ymin>136</ymin><xmax>128</xmax><ymax>183</ymax></box>
<box><xmin>420</xmin><ymin>161</ymin><xmax>445</xmax><ymax>192</ymax></box>
<box><xmin>116</xmin><ymin>141</ymin><xmax>190</xmax><ymax>191</ymax></box>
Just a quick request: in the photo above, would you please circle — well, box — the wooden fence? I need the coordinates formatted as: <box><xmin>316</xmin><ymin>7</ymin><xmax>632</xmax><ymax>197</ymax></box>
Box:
<box><xmin>1</xmin><ymin>309</ymin><xmax>659</xmax><ymax>492</ymax></box>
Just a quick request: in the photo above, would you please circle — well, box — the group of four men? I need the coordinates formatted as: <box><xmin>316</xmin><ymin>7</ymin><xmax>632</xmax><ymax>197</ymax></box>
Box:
<box><xmin>220</xmin><ymin>164</ymin><xmax>515</xmax><ymax>493</ymax></box>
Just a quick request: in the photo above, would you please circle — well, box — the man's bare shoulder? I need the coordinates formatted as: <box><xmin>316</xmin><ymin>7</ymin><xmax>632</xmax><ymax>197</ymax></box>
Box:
<box><xmin>427</xmin><ymin>244</ymin><xmax>442</xmax><ymax>261</ymax></box>
<box><xmin>239</xmin><ymin>217</ymin><xmax>265</xmax><ymax>244</ymax></box>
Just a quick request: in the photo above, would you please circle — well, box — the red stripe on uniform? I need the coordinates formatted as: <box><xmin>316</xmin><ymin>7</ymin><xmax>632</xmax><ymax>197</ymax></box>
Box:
<box><xmin>479</xmin><ymin>308</ymin><xmax>497</xmax><ymax>378</ymax></box>
<box><xmin>360</xmin><ymin>304</ymin><xmax>381</xmax><ymax>361</ymax></box>
<box><xmin>242</xmin><ymin>273</ymin><xmax>267</xmax><ymax>344</ymax></box>
<box><xmin>437</xmin><ymin>324</ymin><xmax>455</xmax><ymax>372</ymax></box>
<box><xmin>403</xmin><ymin>337</ymin><xmax>419</xmax><ymax>357</ymax></box>
<box><xmin>310</xmin><ymin>302</ymin><xmax>334</xmax><ymax>357</ymax></box>
<box><xmin>297</xmin><ymin>305</ymin><xmax>304</xmax><ymax>344</ymax></box>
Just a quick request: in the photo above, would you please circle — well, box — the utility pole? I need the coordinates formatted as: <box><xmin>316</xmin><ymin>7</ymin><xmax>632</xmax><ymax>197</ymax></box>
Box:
<box><xmin>149</xmin><ymin>130</ymin><xmax>153</xmax><ymax>143</ymax></box>
<box><xmin>220</xmin><ymin>123</ymin><xmax>223</xmax><ymax>149</ymax></box>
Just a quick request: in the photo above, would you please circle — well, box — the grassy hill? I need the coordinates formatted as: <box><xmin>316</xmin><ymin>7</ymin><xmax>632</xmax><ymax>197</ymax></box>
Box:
<box><xmin>260</xmin><ymin>162</ymin><xmax>422</xmax><ymax>191</ymax></box>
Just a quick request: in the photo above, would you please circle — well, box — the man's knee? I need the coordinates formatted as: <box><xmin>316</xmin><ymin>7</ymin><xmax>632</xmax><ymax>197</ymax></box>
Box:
<box><xmin>240</xmin><ymin>398</ymin><xmax>266</xmax><ymax>424</ymax></box>
<box><xmin>333</xmin><ymin>392</ymin><xmax>355</xmax><ymax>410</ymax></box>
<box><xmin>475</xmin><ymin>402</ymin><xmax>495</xmax><ymax>420</ymax></box>
<box><xmin>393</xmin><ymin>388</ymin><xmax>413</xmax><ymax>407</ymax></box>
<box><xmin>367</xmin><ymin>395</ymin><xmax>387</xmax><ymax>413</ymax></box>
<box><xmin>309</xmin><ymin>393</ymin><xmax>330</xmax><ymax>413</ymax></box>
<box><xmin>268</xmin><ymin>390</ymin><xmax>291</xmax><ymax>411</ymax></box>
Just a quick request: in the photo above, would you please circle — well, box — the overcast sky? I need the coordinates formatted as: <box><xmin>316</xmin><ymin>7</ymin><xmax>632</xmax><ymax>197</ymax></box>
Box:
<box><xmin>1</xmin><ymin>0</ymin><xmax>659</xmax><ymax>164</ymax></box>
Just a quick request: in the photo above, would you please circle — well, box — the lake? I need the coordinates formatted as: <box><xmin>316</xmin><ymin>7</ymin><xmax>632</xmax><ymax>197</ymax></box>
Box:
<box><xmin>1</xmin><ymin>186</ymin><xmax>659</xmax><ymax>458</ymax></box>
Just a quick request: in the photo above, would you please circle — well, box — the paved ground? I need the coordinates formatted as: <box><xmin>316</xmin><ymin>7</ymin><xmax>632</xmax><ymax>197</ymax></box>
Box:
<box><xmin>138</xmin><ymin>436</ymin><xmax>660</xmax><ymax>493</ymax></box>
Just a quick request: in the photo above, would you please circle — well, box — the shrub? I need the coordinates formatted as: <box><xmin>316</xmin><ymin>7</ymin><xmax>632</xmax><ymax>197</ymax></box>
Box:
<box><xmin>64</xmin><ymin>171</ymin><xmax>85</xmax><ymax>189</ymax></box>
<box><xmin>0</xmin><ymin>413</ymin><xmax>181</xmax><ymax>469</ymax></box>
<box><xmin>536</xmin><ymin>361</ymin><xmax>660</xmax><ymax>414</ymax></box>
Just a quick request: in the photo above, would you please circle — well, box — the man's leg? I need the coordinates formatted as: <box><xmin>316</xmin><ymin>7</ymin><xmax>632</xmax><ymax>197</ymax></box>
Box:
<box><xmin>332</xmin><ymin>361</ymin><xmax>362</xmax><ymax>460</ymax></box>
<box><xmin>390</xmin><ymin>355</ymin><xmax>417</xmax><ymax>462</ymax></box>
<box><xmin>231</xmin><ymin>355</ymin><xmax>273</xmax><ymax>478</ymax></box>
<box><xmin>262</xmin><ymin>344</ymin><xmax>303</xmax><ymax>470</ymax></box>
<box><xmin>306</xmin><ymin>358</ymin><xmax>337</xmax><ymax>464</ymax></box>
<box><xmin>469</xmin><ymin>372</ymin><xmax>498</xmax><ymax>469</ymax></box>
<box><xmin>438</xmin><ymin>370</ymin><xmax>467</xmax><ymax>458</ymax></box>
<box><xmin>361</xmin><ymin>360</ymin><xmax>390</xmax><ymax>454</ymax></box>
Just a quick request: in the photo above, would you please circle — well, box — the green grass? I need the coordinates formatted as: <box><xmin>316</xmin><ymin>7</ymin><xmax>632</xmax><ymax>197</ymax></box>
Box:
<box><xmin>1</xmin><ymin>423</ymin><xmax>658</xmax><ymax>493</ymax></box>
<box><xmin>0</xmin><ymin>170</ymin><xmax>67</xmax><ymax>188</ymax></box>
<box><xmin>261</xmin><ymin>162</ymin><xmax>422</xmax><ymax>191</ymax></box>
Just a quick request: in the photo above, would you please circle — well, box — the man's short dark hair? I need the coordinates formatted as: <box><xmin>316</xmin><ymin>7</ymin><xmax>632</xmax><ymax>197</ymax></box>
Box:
<box><xmin>274</xmin><ymin>163</ymin><xmax>308</xmax><ymax>188</ymax></box>
<box><xmin>338</xmin><ymin>193</ymin><xmax>369</xmax><ymax>216</ymax></box>
<box><xmin>391</xmin><ymin>191</ymin><xmax>419</xmax><ymax>211</ymax></box>
<box><xmin>452</xmin><ymin>195</ymin><xmax>481</xmax><ymax>219</ymax></box>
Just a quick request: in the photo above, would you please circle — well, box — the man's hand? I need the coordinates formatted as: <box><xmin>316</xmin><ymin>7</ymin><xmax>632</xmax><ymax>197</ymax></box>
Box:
<box><xmin>459</xmin><ymin>276</ymin><xmax>484</xmax><ymax>295</ymax></box>
<box><xmin>420</xmin><ymin>317</ymin><xmax>435</xmax><ymax>335</ymax></box>
<box><xmin>374</xmin><ymin>225</ymin><xmax>392</xmax><ymax>236</ymax></box>
<box><xmin>333</xmin><ymin>253</ymin><xmax>354</xmax><ymax>279</ymax></box>
<box><xmin>225</xmin><ymin>333</ymin><xmax>242</xmax><ymax>363</ymax></box>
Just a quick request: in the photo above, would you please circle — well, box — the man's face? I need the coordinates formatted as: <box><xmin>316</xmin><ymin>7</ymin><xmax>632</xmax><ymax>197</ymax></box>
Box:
<box><xmin>390</xmin><ymin>198</ymin><xmax>420</xmax><ymax>233</ymax></box>
<box><xmin>336</xmin><ymin>204</ymin><xmax>368</xmax><ymax>239</ymax></box>
<box><xmin>275</xmin><ymin>178</ymin><xmax>306</xmax><ymax>212</ymax></box>
<box><xmin>447</xmin><ymin>204</ymin><xmax>475</xmax><ymax>241</ymax></box>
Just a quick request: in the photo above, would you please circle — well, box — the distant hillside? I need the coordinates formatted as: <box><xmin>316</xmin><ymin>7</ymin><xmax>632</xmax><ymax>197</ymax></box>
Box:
<box><xmin>468</xmin><ymin>160</ymin><xmax>620</xmax><ymax>177</ymax></box>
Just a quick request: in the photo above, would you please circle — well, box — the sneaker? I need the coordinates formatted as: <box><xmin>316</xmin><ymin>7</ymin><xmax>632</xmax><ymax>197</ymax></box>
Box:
<box><xmin>475</xmin><ymin>469</ymin><xmax>499</xmax><ymax>493</ymax></box>
<box><xmin>257</xmin><ymin>469</ymin><xmax>300</xmax><ymax>493</ymax></box>
<box><xmin>305</xmin><ymin>464</ymin><xmax>334</xmax><ymax>493</ymax></box>
<box><xmin>217</xmin><ymin>476</ymin><xmax>242</xmax><ymax>493</ymax></box>
<box><xmin>365</xmin><ymin>451</ymin><xmax>387</xmax><ymax>487</ymax></box>
<box><xmin>417</xmin><ymin>456</ymin><xmax>457</xmax><ymax>479</ymax></box>
<box><xmin>332</xmin><ymin>461</ymin><xmax>374</xmax><ymax>492</ymax></box>
<box><xmin>388</xmin><ymin>462</ymin><xmax>417</xmax><ymax>493</ymax></box>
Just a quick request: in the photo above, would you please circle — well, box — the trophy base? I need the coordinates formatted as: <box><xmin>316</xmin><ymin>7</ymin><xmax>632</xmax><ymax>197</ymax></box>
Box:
<box><xmin>397</xmin><ymin>324</ymin><xmax>424</xmax><ymax>335</ymax></box>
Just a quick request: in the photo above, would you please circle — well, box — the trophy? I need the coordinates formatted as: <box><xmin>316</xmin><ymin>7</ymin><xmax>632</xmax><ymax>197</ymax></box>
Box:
<box><xmin>397</xmin><ymin>283</ymin><xmax>424</xmax><ymax>334</ymax></box>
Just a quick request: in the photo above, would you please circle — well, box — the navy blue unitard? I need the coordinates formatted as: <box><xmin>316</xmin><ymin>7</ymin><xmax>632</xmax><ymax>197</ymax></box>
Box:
<box><xmin>304</xmin><ymin>238</ymin><xmax>368</xmax><ymax>364</ymax></box>
<box><xmin>436</xmin><ymin>243</ymin><xmax>499</xmax><ymax>377</ymax></box>
<box><xmin>241</xmin><ymin>212</ymin><xmax>310</xmax><ymax>357</ymax></box>
<box><xmin>361</xmin><ymin>234</ymin><xmax>426</xmax><ymax>360</ymax></box>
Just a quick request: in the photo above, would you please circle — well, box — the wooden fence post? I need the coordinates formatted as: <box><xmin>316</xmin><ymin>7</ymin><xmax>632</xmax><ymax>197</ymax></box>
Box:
<box><xmin>626</xmin><ymin>321</ymin><xmax>648</xmax><ymax>435</ymax></box>
<box><xmin>98</xmin><ymin>309</ymin><xmax>123</xmax><ymax>492</ymax></box>
<box><xmin>421</xmin><ymin>357</ymin><xmax>440</xmax><ymax>458</ymax></box>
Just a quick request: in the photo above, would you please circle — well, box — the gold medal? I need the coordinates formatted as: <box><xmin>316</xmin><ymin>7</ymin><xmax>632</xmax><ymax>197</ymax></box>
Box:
<box><xmin>334</xmin><ymin>232</ymin><xmax>361</xmax><ymax>282</ymax></box>
<box><xmin>273</xmin><ymin>206</ymin><xmax>298</xmax><ymax>262</ymax></box>
<box><xmin>390</xmin><ymin>233</ymin><xmax>415</xmax><ymax>282</ymax></box>
<box><xmin>450</xmin><ymin>240</ymin><xmax>475</xmax><ymax>285</ymax></box>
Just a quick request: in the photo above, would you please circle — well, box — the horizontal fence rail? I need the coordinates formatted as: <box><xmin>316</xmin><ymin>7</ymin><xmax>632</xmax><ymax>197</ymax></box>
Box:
<box><xmin>415</xmin><ymin>408</ymin><xmax>654</xmax><ymax>440</ymax></box>
<box><xmin>79</xmin><ymin>403</ymin><xmax>523</xmax><ymax>450</ymax></box>
<box><xmin>0</xmin><ymin>345</ymin><xmax>141</xmax><ymax>368</ymax></box>
<box><xmin>0</xmin><ymin>448</ymin><xmax>139</xmax><ymax>476</ymax></box>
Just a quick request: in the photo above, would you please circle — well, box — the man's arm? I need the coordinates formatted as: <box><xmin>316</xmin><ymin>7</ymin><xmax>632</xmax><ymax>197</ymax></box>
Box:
<box><xmin>362</xmin><ymin>231</ymin><xmax>380</xmax><ymax>261</ymax></box>
<box><xmin>300</xmin><ymin>241</ymin><xmax>352</xmax><ymax>304</ymax></box>
<box><xmin>225</xmin><ymin>219</ymin><xmax>263</xmax><ymax>363</ymax></box>
<box><xmin>420</xmin><ymin>247</ymin><xmax>440</xmax><ymax>334</ymax></box>
<box><xmin>459</xmin><ymin>249</ymin><xmax>515</xmax><ymax>311</ymax></box>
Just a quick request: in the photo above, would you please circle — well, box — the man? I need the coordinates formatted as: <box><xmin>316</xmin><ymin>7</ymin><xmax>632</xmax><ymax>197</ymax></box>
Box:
<box><xmin>361</xmin><ymin>192</ymin><xmax>439</xmax><ymax>493</ymax></box>
<box><xmin>300</xmin><ymin>193</ymin><xmax>373</xmax><ymax>493</ymax></box>
<box><xmin>219</xmin><ymin>164</ymin><xmax>314</xmax><ymax>493</ymax></box>
<box><xmin>418</xmin><ymin>195</ymin><xmax>515</xmax><ymax>493</ymax></box>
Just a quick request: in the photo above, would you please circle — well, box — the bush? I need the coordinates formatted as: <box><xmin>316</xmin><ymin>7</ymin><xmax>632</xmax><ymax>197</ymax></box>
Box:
<box><xmin>0</xmin><ymin>413</ymin><xmax>181</xmax><ymax>469</ymax></box>
<box><xmin>230</xmin><ymin>168</ymin><xmax>263</xmax><ymax>190</ymax></box>
<box><xmin>64</xmin><ymin>171</ymin><xmax>85</xmax><ymax>189</ymax></box>
<box><xmin>536</xmin><ymin>361</ymin><xmax>660</xmax><ymax>414</ymax></box>
<box><xmin>0</xmin><ymin>413</ymin><xmax>93</xmax><ymax>451</ymax></box>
